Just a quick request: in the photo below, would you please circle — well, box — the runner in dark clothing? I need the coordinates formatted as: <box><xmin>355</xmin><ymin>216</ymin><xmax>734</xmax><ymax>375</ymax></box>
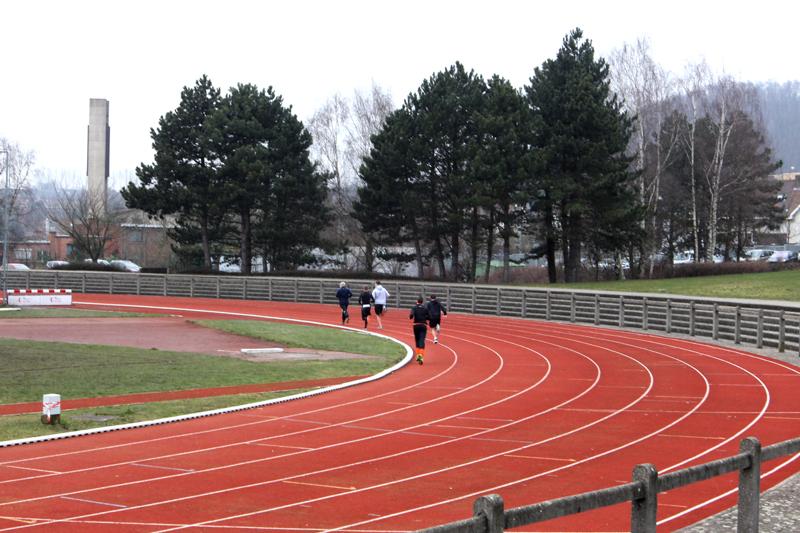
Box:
<box><xmin>335</xmin><ymin>282</ymin><xmax>353</xmax><ymax>325</ymax></box>
<box><xmin>425</xmin><ymin>294</ymin><xmax>447</xmax><ymax>344</ymax></box>
<box><xmin>358</xmin><ymin>286</ymin><xmax>374</xmax><ymax>329</ymax></box>
<box><xmin>409</xmin><ymin>297</ymin><xmax>431</xmax><ymax>365</ymax></box>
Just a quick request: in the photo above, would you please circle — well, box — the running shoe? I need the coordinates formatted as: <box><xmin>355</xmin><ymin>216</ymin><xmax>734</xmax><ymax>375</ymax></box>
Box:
<box><xmin>416</xmin><ymin>354</ymin><xmax>424</xmax><ymax>365</ymax></box>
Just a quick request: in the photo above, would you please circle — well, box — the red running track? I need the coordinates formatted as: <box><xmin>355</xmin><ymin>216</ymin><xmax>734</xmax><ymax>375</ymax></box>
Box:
<box><xmin>1</xmin><ymin>294</ymin><xmax>799</xmax><ymax>532</ymax></box>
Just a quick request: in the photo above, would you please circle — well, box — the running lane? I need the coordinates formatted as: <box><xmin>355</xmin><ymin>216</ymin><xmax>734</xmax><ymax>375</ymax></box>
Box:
<box><xmin>0</xmin><ymin>294</ymin><xmax>797</xmax><ymax>532</ymax></box>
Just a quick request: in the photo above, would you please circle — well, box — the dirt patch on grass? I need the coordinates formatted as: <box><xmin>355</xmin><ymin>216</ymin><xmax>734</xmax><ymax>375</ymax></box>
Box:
<box><xmin>0</xmin><ymin>316</ymin><xmax>375</xmax><ymax>361</ymax></box>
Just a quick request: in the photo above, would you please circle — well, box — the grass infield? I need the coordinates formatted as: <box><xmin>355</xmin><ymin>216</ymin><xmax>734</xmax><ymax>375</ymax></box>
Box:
<box><xmin>0</xmin><ymin>319</ymin><xmax>405</xmax><ymax>441</ymax></box>
<box><xmin>0</xmin><ymin>390</ymin><xmax>304</xmax><ymax>442</ymax></box>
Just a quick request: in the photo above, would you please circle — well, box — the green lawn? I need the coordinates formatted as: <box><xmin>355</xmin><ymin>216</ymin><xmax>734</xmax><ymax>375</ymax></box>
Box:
<box><xmin>0</xmin><ymin>391</ymin><xmax>301</xmax><ymax>442</ymax></box>
<box><xmin>194</xmin><ymin>320</ymin><xmax>401</xmax><ymax>357</ymax></box>
<box><xmin>548</xmin><ymin>269</ymin><xmax>800</xmax><ymax>302</ymax></box>
<box><xmin>0</xmin><ymin>320</ymin><xmax>405</xmax><ymax>441</ymax></box>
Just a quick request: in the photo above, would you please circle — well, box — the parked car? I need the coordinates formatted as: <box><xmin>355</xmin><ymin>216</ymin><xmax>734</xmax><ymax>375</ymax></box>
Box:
<box><xmin>745</xmin><ymin>249</ymin><xmax>774</xmax><ymax>261</ymax></box>
<box><xmin>46</xmin><ymin>260</ymin><xmax>70</xmax><ymax>269</ymax></box>
<box><xmin>767</xmin><ymin>250</ymin><xmax>797</xmax><ymax>263</ymax></box>
<box><xmin>110</xmin><ymin>259</ymin><xmax>141</xmax><ymax>272</ymax></box>
<box><xmin>84</xmin><ymin>258</ymin><xmax>111</xmax><ymax>266</ymax></box>
<box><xmin>1</xmin><ymin>262</ymin><xmax>30</xmax><ymax>271</ymax></box>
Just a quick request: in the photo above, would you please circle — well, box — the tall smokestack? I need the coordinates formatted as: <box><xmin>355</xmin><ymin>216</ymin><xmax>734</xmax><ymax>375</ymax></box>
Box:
<box><xmin>87</xmin><ymin>98</ymin><xmax>110</xmax><ymax>212</ymax></box>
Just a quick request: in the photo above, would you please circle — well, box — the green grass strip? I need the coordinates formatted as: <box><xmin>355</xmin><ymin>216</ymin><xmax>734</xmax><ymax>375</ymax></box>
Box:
<box><xmin>193</xmin><ymin>319</ymin><xmax>403</xmax><ymax>357</ymax></box>
<box><xmin>0</xmin><ymin>390</ymin><xmax>303</xmax><ymax>442</ymax></box>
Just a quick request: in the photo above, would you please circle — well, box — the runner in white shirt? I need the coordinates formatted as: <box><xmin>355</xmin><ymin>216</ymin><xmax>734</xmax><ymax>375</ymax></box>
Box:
<box><xmin>371</xmin><ymin>281</ymin><xmax>390</xmax><ymax>329</ymax></box>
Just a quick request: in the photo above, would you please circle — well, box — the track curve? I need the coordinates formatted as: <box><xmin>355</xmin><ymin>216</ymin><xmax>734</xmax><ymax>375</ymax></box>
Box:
<box><xmin>1</xmin><ymin>294</ymin><xmax>799</xmax><ymax>532</ymax></box>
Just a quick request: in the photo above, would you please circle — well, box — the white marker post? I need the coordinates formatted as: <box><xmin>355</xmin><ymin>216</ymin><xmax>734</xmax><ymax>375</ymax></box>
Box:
<box><xmin>42</xmin><ymin>394</ymin><xmax>61</xmax><ymax>424</ymax></box>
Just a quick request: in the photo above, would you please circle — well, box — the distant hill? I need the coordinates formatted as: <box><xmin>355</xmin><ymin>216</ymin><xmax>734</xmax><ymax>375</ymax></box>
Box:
<box><xmin>757</xmin><ymin>81</ymin><xmax>800</xmax><ymax>172</ymax></box>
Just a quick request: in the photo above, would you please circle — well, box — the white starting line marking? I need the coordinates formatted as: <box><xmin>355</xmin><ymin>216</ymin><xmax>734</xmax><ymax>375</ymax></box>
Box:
<box><xmin>250</xmin><ymin>443</ymin><xmax>313</xmax><ymax>451</ymax></box>
<box><xmin>0</xmin><ymin>515</ymin><xmax>43</xmax><ymax>524</ymax></box>
<box><xmin>4</xmin><ymin>464</ymin><xmax>61</xmax><ymax>474</ymax></box>
<box><xmin>456</xmin><ymin>416</ymin><xmax>514</xmax><ymax>422</ymax></box>
<box><xmin>505</xmin><ymin>454</ymin><xmax>576</xmax><ymax>462</ymax></box>
<box><xmin>658</xmin><ymin>434</ymin><xmax>726</xmax><ymax>440</ymax></box>
<box><xmin>433</xmin><ymin>424</ymin><xmax>494</xmax><ymax>431</ymax></box>
<box><xmin>283</xmin><ymin>480</ymin><xmax>356</xmax><ymax>491</ymax></box>
<box><xmin>60</xmin><ymin>496</ymin><xmax>128</xmax><ymax>508</ymax></box>
<box><xmin>131</xmin><ymin>463</ymin><xmax>195</xmax><ymax>473</ymax></box>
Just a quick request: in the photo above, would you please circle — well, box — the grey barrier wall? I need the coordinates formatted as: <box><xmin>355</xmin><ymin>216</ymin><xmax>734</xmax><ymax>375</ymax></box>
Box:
<box><xmin>6</xmin><ymin>270</ymin><xmax>800</xmax><ymax>356</ymax></box>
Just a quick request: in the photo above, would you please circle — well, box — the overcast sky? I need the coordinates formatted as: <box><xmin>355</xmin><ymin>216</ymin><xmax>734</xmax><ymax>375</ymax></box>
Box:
<box><xmin>1</xmin><ymin>0</ymin><xmax>798</xmax><ymax>188</ymax></box>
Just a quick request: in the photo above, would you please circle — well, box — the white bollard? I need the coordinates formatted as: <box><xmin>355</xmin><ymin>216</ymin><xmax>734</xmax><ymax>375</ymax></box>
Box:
<box><xmin>42</xmin><ymin>393</ymin><xmax>61</xmax><ymax>424</ymax></box>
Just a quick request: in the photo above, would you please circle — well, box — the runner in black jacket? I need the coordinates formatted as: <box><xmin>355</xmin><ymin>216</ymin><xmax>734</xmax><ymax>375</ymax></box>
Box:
<box><xmin>409</xmin><ymin>297</ymin><xmax>430</xmax><ymax>365</ymax></box>
<box><xmin>335</xmin><ymin>282</ymin><xmax>352</xmax><ymax>325</ymax></box>
<box><xmin>358</xmin><ymin>286</ymin><xmax>374</xmax><ymax>329</ymax></box>
<box><xmin>425</xmin><ymin>294</ymin><xmax>447</xmax><ymax>344</ymax></box>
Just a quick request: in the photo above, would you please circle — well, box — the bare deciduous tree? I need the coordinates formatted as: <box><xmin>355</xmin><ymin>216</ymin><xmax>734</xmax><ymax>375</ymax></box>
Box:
<box><xmin>610</xmin><ymin>39</ymin><xmax>679</xmax><ymax>277</ymax></box>
<box><xmin>0</xmin><ymin>138</ymin><xmax>36</xmax><ymax>244</ymax></box>
<box><xmin>678</xmin><ymin>61</ymin><xmax>713</xmax><ymax>261</ymax></box>
<box><xmin>46</xmin><ymin>184</ymin><xmax>125</xmax><ymax>262</ymax></box>
<box><xmin>307</xmin><ymin>83</ymin><xmax>393</xmax><ymax>271</ymax></box>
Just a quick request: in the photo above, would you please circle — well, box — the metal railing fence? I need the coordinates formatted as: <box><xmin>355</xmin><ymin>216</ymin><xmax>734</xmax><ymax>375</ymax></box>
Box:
<box><xmin>418</xmin><ymin>436</ymin><xmax>800</xmax><ymax>533</ymax></box>
<box><xmin>6</xmin><ymin>270</ymin><xmax>800</xmax><ymax>356</ymax></box>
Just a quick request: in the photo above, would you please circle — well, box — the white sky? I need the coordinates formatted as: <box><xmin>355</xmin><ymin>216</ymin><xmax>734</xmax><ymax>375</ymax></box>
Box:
<box><xmin>1</xmin><ymin>0</ymin><xmax>798</xmax><ymax>188</ymax></box>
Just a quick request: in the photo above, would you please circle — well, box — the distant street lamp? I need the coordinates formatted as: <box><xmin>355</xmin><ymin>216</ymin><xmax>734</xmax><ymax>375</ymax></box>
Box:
<box><xmin>1</xmin><ymin>148</ymin><xmax>9</xmax><ymax>305</ymax></box>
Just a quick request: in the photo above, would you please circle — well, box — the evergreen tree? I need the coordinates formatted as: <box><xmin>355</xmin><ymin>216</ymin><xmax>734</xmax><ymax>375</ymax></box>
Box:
<box><xmin>210</xmin><ymin>84</ymin><xmax>328</xmax><ymax>272</ymax></box>
<box><xmin>355</xmin><ymin>108</ymin><xmax>426</xmax><ymax>277</ymax></box>
<box><xmin>525</xmin><ymin>29</ymin><xmax>638</xmax><ymax>282</ymax></box>
<box><xmin>474</xmin><ymin>75</ymin><xmax>531</xmax><ymax>282</ymax></box>
<box><xmin>122</xmin><ymin>75</ymin><xmax>222</xmax><ymax>271</ymax></box>
<box><xmin>402</xmin><ymin>62</ymin><xmax>487</xmax><ymax>279</ymax></box>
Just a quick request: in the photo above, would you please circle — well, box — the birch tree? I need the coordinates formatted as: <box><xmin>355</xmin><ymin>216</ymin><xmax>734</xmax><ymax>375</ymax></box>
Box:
<box><xmin>702</xmin><ymin>77</ymin><xmax>754</xmax><ymax>260</ymax></box>
<box><xmin>677</xmin><ymin>62</ymin><xmax>712</xmax><ymax>261</ymax></box>
<box><xmin>610</xmin><ymin>39</ymin><xmax>679</xmax><ymax>277</ymax></box>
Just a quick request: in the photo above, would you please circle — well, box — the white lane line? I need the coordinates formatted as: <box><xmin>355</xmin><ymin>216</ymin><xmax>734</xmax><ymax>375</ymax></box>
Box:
<box><xmin>505</xmin><ymin>454</ymin><xmax>575</xmax><ymax>462</ymax></box>
<box><xmin>131</xmin><ymin>463</ymin><xmax>195</xmax><ymax>473</ymax></box>
<box><xmin>5</xmin><ymin>327</ymin><xmax>565</xmax><ymax>531</ymax></box>
<box><xmin>154</xmin><ymin>332</ymin><xmax>667</xmax><ymax>531</ymax></box>
<box><xmin>59</xmin><ymin>496</ymin><xmax>127</xmax><ymax>509</ymax></box>
<box><xmin>657</xmin><ymin>434</ymin><xmax>726</xmax><ymax>440</ymax></box>
<box><xmin>249</xmin><ymin>443</ymin><xmax>313</xmax><ymax>450</ymax></box>
<box><xmin>3</xmin><ymin>465</ymin><xmax>61</xmax><ymax>474</ymax></box>
<box><xmin>283</xmin><ymin>480</ymin><xmax>355</xmax><ymax>491</ymax></box>
<box><xmin>456</xmin><ymin>416</ymin><xmax>514</xmax><ymax>422</ymax></box>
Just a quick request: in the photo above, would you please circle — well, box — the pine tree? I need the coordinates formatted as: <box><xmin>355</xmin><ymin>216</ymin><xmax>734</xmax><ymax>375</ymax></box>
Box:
<box><xmin>122</xmin><ymin>75</ymin><xmax>222</xmax><ymax>271</ymax></box>
<box><xmin>525</xmin><ymin>29</ymin><xmax>638</xmax><ymax>282</ymax></box>
<box><xmin>210</xmin><ymin>84</ymin><xmax>328</xmax><ymax>272</ymax></box>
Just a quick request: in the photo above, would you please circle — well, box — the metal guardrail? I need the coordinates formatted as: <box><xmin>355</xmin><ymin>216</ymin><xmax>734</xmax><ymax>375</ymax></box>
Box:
<box><xmin>4</xmin><ymin>270</ymin><xmax>800</xmax><ymax>530</ymax></box>
<box><xmin>418</xmin><ymin>436</ymin><xmax>800</xmax><ymax>533</ymax></box>
<box><xmin>5</xmin><ymin>270</ymin><xmax>800</xmax><ymax>356</ymax></box>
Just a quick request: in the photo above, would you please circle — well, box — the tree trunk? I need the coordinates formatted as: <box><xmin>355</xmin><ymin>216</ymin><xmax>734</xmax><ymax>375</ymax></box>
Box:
<box><xmin>544</xmin><ymin>194</ymin><xmax>557</xmax><ymax>283</ymax></box>
<box><xmin>484</xmin><ymin>208</ymin><xmax>495</xmax><ymax>283</ymax></box>
<box><xmin>502</xmin><ymin>232</ymin><xmax>511</xmax><ymax>284</ymax></box>
<box><xmin>240</xmin><ymin>207</ymin><xmax>252</xmax><ymax>275</ymax></box>
<box><xmin>469</xmin><ymin>206</ymin><xmax>480</xmax><ymax>283</ymax></box>
<box><xmin>433</xmin><ymin>236</ymin><xmax>446</xmax><ymax>279</ymax></box>
<box><xmin>200</xmin><ymin>214</ymin><xmax>211</xmax><ymax>271</ymax></box>
<box><xmin>363</xmin><ymin>237</ymin><xmax>374</xmax><ymax>273</ymax></box>
<box><xmin>451</xmin><ymin>232</ymin><xmax>461</xmax><ymax>281</ymax></box>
